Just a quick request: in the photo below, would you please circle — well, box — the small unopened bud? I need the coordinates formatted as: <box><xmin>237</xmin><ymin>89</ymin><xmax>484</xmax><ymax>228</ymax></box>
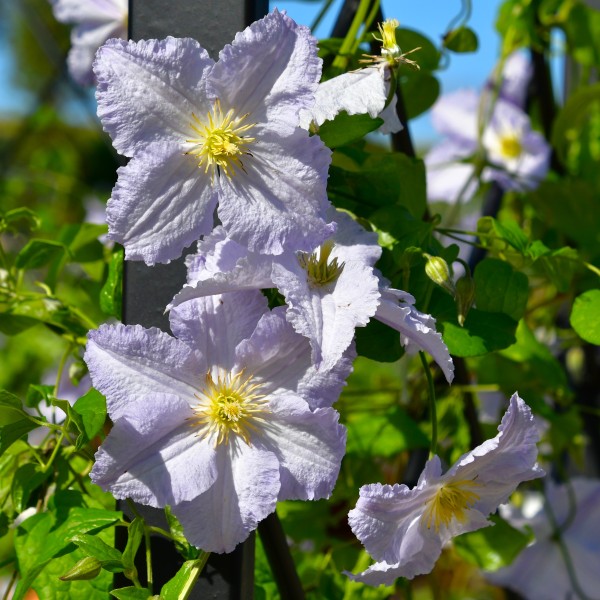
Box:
<box><xmin>456</xmin><ymin>275</ymin><xmax>476</xmax><ymax>326</ymax></box>
<box><xmin>424</xmin><ymin>254</ymin><xmax>455</xmax><ymax>296</ymax></box>
<box><xmin>59</xmin><ymin>556</ymin><xmax>102</xmax><ymax>581</ymax></box>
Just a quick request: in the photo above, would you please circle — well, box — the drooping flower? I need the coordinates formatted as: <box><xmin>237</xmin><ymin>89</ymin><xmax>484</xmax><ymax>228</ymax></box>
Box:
<box><xmin>94</xmin><ymin>10</ymin><xmax>333</xmax><ymax>264</ymax></box>
<box><xmin>486</xmin><ymin>478</ymin><xmax>600</xmax><ymax>600</ymax></box>
<box><xmin>85</xmin><ymin>291</ymin><xmax>349</xmax><ymax>552</ymax></box>
<box><xmin>299</xmin><ymin>19</ymin><xmax>404</xmax><ymax>134</ymax></box>
<box><xmin>346</xmin><ymin>393</ymin><xmax>543</xmax><ymax>586</ymax></box>
<box><xmin>170</xmin><ymin>210</ymin><xmax>453</xmax><ymax>382</ymax></box>
<box><xmin>50</xmin><ymin>0</ymin><xmax>128</xmax><ymax>86</ymax></box>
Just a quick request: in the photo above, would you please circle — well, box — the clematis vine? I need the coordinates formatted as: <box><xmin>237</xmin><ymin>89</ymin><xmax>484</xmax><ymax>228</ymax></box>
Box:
<box><xmin>486</xmin><ymin>478</ymin><xmax>600</xmax><ymax>600</ymax></box>
<box><xmin>94</xmin><ymin>10</ymin><xmax>333</xmax><ymax>264</ymax></box>
<box><xmin>84</xmin><ymin>291</ymin><xmax>351</xmax><ymax>553</ymax></box>
<box><xmin>169</xmin><ymin>209</ymin><xmax>453</xmax><ymax>382</ymax></box>
<box><xmin>50</xmin><ymin>0</ymin><xmax>128</xmax><ymax>86</ymax></box>
<box><xmin>346</xmin><ymin>393</ymin><xmax>543</xmax><ymax>586</ymax></box>
<box><xmin>299</xmin><ymin>19</ymin><xmax>406</xmax><ymax>135</ymax></box>
<box><xmin>425</xmin><ymin>52</ymin><xmax>549</xmax><ymax>205</ymax></box>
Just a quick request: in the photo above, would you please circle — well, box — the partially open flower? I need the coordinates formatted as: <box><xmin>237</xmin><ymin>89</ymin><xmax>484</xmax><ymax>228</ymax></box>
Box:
<box><xmin>346</xmin><ymin>393</ymin><xmax>543</xmax><ymax>586</ymax></box>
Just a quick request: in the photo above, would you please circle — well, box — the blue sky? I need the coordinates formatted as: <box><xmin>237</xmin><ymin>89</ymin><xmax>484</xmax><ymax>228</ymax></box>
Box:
<box><xmin>0</xmin><ymin>1</ymin><xmax>506</xmax><ymax>144</ymax></box>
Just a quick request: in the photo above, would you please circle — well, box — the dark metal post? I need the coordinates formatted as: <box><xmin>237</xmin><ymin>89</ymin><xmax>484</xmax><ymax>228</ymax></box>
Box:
<box><xmin>122</xmin><ymin>0</ymin><xmax>267</xmax><ymax>596</ymax></box>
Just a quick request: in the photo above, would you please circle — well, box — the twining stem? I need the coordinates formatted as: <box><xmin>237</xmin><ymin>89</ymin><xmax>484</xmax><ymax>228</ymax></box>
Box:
<box><xmin>544</xmin><ymin>487</ymin><xmax>596</xmax><ymax>600</ymax></box>
<box><xmin>419</xmin><ymin>351</ymin><xmax>438</xmax><ymax>458</ymax></box>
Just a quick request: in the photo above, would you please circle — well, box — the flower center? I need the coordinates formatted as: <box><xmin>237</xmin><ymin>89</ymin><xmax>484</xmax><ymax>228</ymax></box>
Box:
<box><xmin>190</xmin><ymin>369</ymin><xmax>268</xmax><ymax>447</ymax></box>
<box><xmin>498</xmin><ymin>133</ymin><xmax>522</xmax><ymax>159</ymax></box>
<box><xmin>422</xmin><ymin>479</ymin><xmax>481</xmax><ymax>532</ymax></box>
<box><xmin>298</xmin><ymin>240</ymin><xmax>345</xmax><ymax>287</ymax></box>
<box><xmin>377</xmin><ymin>18</ymin><xmax>401</xmax><ymax>58</ymax></box>
<box><xmin>186</xmin><ymin>99</ymin><xmax>255</xmax><ymax>180</ymax></box>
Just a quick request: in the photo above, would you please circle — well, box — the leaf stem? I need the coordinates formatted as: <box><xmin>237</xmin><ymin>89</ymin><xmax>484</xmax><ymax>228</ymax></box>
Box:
<box><xmin>419</xmin><ymin>351</ymin><xmax>437</xmax><ymax>458</ymax></box>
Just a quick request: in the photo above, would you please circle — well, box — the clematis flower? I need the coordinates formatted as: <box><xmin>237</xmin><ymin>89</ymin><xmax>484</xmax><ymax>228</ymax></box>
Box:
<box><xmin>85</xmin><ymin>291</ymin><xmax>349</xmax><ymax>552</ymax></box>
<box><xmin>346</xmin><ymin>393</ymin><xmax>543</xmax><ymax>586</ymax></box>
<box><xmin>299</xmin><ymin>19</ymin><xmax>404</xmax><ymax>134</ymax></box>
<box><xmin>50</xmin><ymin>0</ymin><xmax>128</xmax><ymax>86</ymax></box>
<box><xmin>486</xmin><ymin>478</ymin><xmax>600</xmax><ymax>600</ymax></box>
<box><xmin>94</xmin><ymin>10</ymin><xmax>333</xmax><ymax>264</ymax></box>
<box><xmin>170</xmin><ymin>210</ymin><xmax>453</xmax><ymax>382</ymax></box>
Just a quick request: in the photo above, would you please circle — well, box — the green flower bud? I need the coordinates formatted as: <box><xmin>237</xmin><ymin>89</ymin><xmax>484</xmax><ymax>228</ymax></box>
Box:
<box><xmin>456</xmin><ymin>275</ymin><xmax>476</xmax><ymax>327</ymax></box>
<box><xmin>424</xmin><ymin>254</ymin><xmax>455</xmax><ymax>296</ymax></box>
<box><xmin>59</xmin><ymin>556</ymin><xmax>102</xmax><ymax>581</ymax></box>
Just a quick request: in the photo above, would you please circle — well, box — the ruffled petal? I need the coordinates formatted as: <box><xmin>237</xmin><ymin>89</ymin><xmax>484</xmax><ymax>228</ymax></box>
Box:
<box><xmin>169</xmin><ymin>292</ymin><xmax>268</xmax><ymax>368</ymax></box>
<box><xmin>261</xmin><ymin>396</ymin><xmax>346</xmax><ymax>500</ymax></box>
<box><xmin>95</xmin><ymin>37</ymin><xmax>214</xmax><ymax>157</ymax></box>
<box><xmin>375</xmin><ymin>289</ymin><xmax>454</xmax><ymax>383</ymax></box>
<box><xmin>173</xmin><ymin>443</ymin><xmax>280</xmax><ymax>553</ymax></box>
<box><xmin>210</xmin><ymin>10</ymin><xmax>321</xmax><ymax>135</ymax></box>
<box><xmin>107</xmin><ymin>142</ymin><xmax>218</xmax><ymax>265</ymax></box>
<box><xmin>217</xmin><ymin>128</ymin><xmax>333</xmax><ymax>255</ymax></box>
<box><xmin>85</xmin><ymin>323</ymin><xmax>203</xmax><ymax>420</ymax></box>
<box><xmin>431</xmin><ymin>88</ymin><xmax>479</xmax><ymax>144</ymax></box>
<box><xmin>448</xmin><ymin>393</ymin><xmax>544</xmax><ymax>513</ymax></box>
<box><xmin>235</xmin><ymin>308</ymin><xmax>351</xmax><ymax>409</ymax></box>
<box><xmin>91</xmin><ymin>393</ymin><xmax>217</xmax><ymax>506</ymax></box>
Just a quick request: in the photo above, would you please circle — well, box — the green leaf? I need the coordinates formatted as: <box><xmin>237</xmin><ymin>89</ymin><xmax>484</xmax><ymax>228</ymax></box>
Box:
<box><xmin>0</xmin><ymin>313</ymin><xmax>40</xmax><ymax>335</ymax></box>
<box><xmin>110</xmin><ymin>587</ymin><xmax>152</xmax><ymax>600</ymax></box>
<box><xmin>454</xmin><ymin>514</ymin><xmax>532</xmax><ymax>571</ymax></box>
<box><xmin>396</xmin><ymin>28</ymin><xmax>440</xmax><ymax>71</ymax></box>
<box><xmin>60</xmin><ymin>222</ymin><xmax>108</xmax><ymax>263</ymax></box>
<box><xmin>0</xmin><ymin>389</ymin><xmax>24</xmax><ymax>413</ymax></box>
<box><xmin>318</xmin><ymin>112</ymin><xmax>383</xmax><ymax>148</ymax></box>
<box><xmin>473</xmin><ymin>258</ymin><xmax>529</xmax><ymax>321</ymax></box>
<box><xmin>160</xmin><ymin>557</ymin><xmax>208</xmax><ymax>600</ymax></box>
<box><xmin>571</xmin><ymin>289</ymin><xmax>600</xmax><ymax>344</ymax></box>
<box><xmin>443</xmin><ymin>26</ymin><xmax>479</xmax><ymax>52</ymax></box>
<box><xmin>0</xmin><ymin>207</ymin><xmax>40</xmax><ymax>233</ymax></box>
<box><xmin>11</xmin><ymin>463</ymin><xmax>51</xmax><ymax>513</ymax></box>
<box><xmin>401</xmin><ymin>71</ymin><xmax>440</xmax><ymax>119</ymax></box>
<box><xmin>0</xmin><ymin>419</ymin><xmax>38</xmax><ymax>456</ymax></box>
<box><xmin>72</xmin><ymin>533</ymin><xmax>125</xmax><ymax>572</ymax></box>
<box><xmin>346</xmin><ymin>406</ymin><xmax>429</xmax><ymax>457</ymax></box>
<box><xmin>15</xmin><ymin>239</ymin><xmax>66</xmax><ymax>270</ymax></box>
<box><xmin>533</xmin><ymin>246</ymin><xmax>580</xmax><ymax>292</ymax></box>
<box><xmin>355</xmin><ymin>317</ymin><xmax>403</xmax><ymax>362</ymax></box>
<box><xmin>122</xmin><ymin>517</ymin><xmax>144</xmax><ymax>571</ymax></box>
<box><xmin>552</xmin><ymin>83</ymin><xmax>600</xmax><ymax>167</ymax></box>
<box><xmin>25</xmin><ymin>383</ymin><xmax>54</xmax><ymax>408</ymax></box>
<box><xmin>100</xmin><ymin>246</ymin><xmax>124</xmax><ymax>318</ymax></box>
<box><xmin>72</xmin><ymin>388</ymin><xmax>107</xmax><ymax>448</ymax></box>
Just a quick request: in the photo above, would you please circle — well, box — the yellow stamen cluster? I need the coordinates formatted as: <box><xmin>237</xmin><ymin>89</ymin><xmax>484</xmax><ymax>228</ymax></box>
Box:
<box><xmin>190</xmin><ymin>370</ymin><xmax>269</xmax><ymax>447</ymax></box>
<box><xmin>185</xmin><ymin>99</ymin><xmax>255</xmax><ymax>180</ymax></box>
<box><xmin>422</xmin><ymin>479</ymin><xmax>481</xmax><ymax>532</ymax></box>
<box><xmin>375</xmin><ymin>18</ymin><xmax>401</xmax><ymax>58</ymax></box>
<box><xmin>498</xmin><ymin>133</ymin><xmax>523</xmax><ymax>159</ymax></box>
<box><xmin>298</xmin><ymin>240</ymin><xmax>345</xmax><ymax>287</ymax></box>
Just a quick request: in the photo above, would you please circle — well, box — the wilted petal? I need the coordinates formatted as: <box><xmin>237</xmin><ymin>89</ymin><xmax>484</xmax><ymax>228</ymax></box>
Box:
<box><xmin>375</xmin><ymin>288</ymin><xmax>454</xmax><ymax>383</ymax></box>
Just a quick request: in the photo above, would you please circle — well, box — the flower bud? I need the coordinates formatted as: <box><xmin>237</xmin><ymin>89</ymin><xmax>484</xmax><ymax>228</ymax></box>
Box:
<box><xmin>455</xmin><ymin>275</ymin><xmax>476</xmax><ymax>326</ymax></box>
<box><xmin>424</xmin><ymin>254</ymin><xmax>455</xmax><ymax>296</ymax></box>
<box><xmin>59</xmin><ymin>556</ymin><xmax>102</xmax><ymax>581</ymax></box>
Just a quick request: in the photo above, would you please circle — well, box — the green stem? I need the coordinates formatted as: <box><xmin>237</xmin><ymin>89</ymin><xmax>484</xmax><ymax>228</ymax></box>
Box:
<box><xmin>145</xmin><ymin>520</ymin><xmax>153</xmax><ymax>594</ymax></box>
<box><xmin>419</xmin><ymin>351</ymin><xmax>437</xmax><ymax>458</ymax></box>
<box><xmin>54</xmin><ymin>345</ymin><xmax>72</xmax><ymax>398</ymax></box>
<box><xmin>544</xmin><ymin>489</ymin><xmax>595</xmax><ymax>600</ymax></box>
<box><xmin>331</xmin><ymin>0</ymin><xmax>373</xmax><ymax>71</ymax></box>
<box><xmin>179</xmin><ymin>553</ymin><xmax>211</xmax><ymax>600</ymax></box>
<box><xmin>584</xmin><ymin>261</ymin><xmax>600</xmax><ymax>278</ymax></box>
<box><xmin>310</xmin><ymin>0</ymin><xmax>335</xmax><ymax>32</ymax></box>
<box><xmin>42</xmin><ymin>428</ymin><xmax>66</xmax><ymax>473</ymax></box>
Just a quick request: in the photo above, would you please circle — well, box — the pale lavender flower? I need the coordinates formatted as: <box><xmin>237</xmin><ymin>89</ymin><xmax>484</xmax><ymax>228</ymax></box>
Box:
<box><xmin>487</xmin><ymin>478</ymin><xmax>600</xmax><ymax>600</ymax></box>
<box><xmin>346</xmin><ymin>393</ymin><xmax>543</xmax><ymax>586</ymax></box>
<box><xmin>171</xmin><ymin>210</ymin><xmax>453</xmax><ymax>382</ymax></box>
<box><xmin>425</xmin><ymin>89</ymin><xmax>550</xmax><ymax>203</ymax></box>
<box><xmin>484</xmin><ymin>51</ymin><xmax>533</xmax><ymax>109</ymax></box>
<box><xmin>85</xmin><ymin>291</ymin><xmax>348</xmax><ymax>552</ymax></box>
<box><xmin>94</xmin><ymin>10</ymin><xmax>333</xmax><ymax>264</ymax></box>
<box><xmin>50</xmin><ymin>0</ymin><xmax>127</xmax><ymax>86</ymax></box>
